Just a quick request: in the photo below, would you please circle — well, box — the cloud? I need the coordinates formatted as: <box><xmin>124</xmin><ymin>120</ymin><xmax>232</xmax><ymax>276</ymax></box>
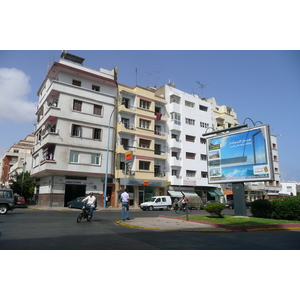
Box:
<box><xmin>0</xmin><ymin>68</ymin><xmax>37</xmax><ymax>122</ymax></box>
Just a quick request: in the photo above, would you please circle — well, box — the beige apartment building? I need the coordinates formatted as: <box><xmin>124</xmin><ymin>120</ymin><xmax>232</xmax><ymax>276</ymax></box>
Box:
<box><xmin>114</xmin><ymin>84</ymin><xmax>168</xmax><ymax>207</ymax></box>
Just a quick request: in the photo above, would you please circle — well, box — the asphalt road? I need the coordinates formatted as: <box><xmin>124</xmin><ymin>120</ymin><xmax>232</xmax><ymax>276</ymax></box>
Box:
<box><xmin>1</xmin><ymin>208</ymin><xmax>300</xmax><ymax>250</ymax></box>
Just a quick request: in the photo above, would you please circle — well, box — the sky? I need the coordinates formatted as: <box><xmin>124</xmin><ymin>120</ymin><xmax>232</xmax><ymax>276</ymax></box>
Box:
<box><xmin>1</xmin><ymin>50</ymin><xmax>299</xmax><ymax>181</ymax></box>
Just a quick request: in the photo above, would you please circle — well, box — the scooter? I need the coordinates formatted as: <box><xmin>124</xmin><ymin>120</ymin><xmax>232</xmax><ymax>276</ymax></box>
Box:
<box><xmin>77</xmin><ymin>204</ymin><xmax>93</xmax><ymax>222</ymax></box>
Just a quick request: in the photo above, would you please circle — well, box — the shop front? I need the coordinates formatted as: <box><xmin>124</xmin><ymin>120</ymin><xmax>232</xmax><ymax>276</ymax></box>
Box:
<box><xmin>119</xmin><ymin>178</ymin><xmax>166</xmax><ymax>207</ymax></box>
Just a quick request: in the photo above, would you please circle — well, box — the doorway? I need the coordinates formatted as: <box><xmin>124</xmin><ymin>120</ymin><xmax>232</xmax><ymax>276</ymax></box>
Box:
<box><xmin>64</xmin><ymin>184</ymin><xmax>86</xmax><ymax>207</ymax></box>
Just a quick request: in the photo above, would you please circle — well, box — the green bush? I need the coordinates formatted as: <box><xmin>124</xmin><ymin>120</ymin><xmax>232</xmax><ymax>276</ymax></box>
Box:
<box><xmin>250</xmin><ymin>199</ymin><xmax>272</xmax><ymax>218</ymax></box>
<box><xmin>251</xmin><ymin>196</ymin><xmax>300</xmax><ymax>221</ymax></box>
<box><xmin>270</xmin><ymin>197</ymin><xmax>300</xmax><ymax>221</ymax></box>
<box><xmin>204</xmin><ymin>203</ymin><xmax>226</xmax><ymax>217</ymax></box>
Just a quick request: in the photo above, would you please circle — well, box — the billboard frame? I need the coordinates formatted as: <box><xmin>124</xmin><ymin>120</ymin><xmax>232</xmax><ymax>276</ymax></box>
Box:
<box><xmin>205</xmin><ymin>124</ymin><xmax>274</xmax><ymax>184</ymax></box>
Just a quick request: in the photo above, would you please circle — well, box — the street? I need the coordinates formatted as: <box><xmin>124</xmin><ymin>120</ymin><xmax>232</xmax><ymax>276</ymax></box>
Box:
<box><xmin>1</xmin><ymin>208</ymin><xmax>300</xmax><ymax>250</ymax></box>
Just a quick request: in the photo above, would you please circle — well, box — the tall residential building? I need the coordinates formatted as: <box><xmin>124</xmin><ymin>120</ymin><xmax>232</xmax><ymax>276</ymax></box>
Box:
<box><xmin>31</xmin><ymin>52</ymin><xmax>118</xmax><ymax>207</ymax></box>
<box><xmin>155</xmin><ymin>84</ymin><xmax>223</xmax><ymax>202</ymax></box>
<box><xmin>0</xmin><ymin>134</ymin><xmax>34</xmax><ymax>188</ymax></box>
<box><xmin>115</xmin><ymin>84</ymin><xmax>168</xmax><ymax>206</ymax></box>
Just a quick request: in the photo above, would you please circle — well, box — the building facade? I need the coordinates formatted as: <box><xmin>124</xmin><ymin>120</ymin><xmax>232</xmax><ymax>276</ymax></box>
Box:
<box><xmin>114</xmin><ymin>84</ymin><xmax>168</xmax><ymax>207</ymax></box>
<box><xmin>154</xmin><ymin>84</ymin><xmax>223</xmax><ymax>203</ymax></box>
<box><xmin>30</xmin><ymin>52</ymin><xmax>118</xmax><ymax>207</ymax></box>
<box><xmin>0</xmin><ymin>134</ymin><xmax>34</xmax><ymax>188</ymax></box>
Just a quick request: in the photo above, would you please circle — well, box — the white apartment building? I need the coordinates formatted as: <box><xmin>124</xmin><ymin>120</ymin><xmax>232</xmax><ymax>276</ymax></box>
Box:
<box><xmin>155</xmin><ymin>84</ymin><xmax>223</xmax><ymax>202</ymax></box>
<box><xmin>31</xmin><ymin>52</ymin><xmax>118</xmax><ymax>207</ymax></box>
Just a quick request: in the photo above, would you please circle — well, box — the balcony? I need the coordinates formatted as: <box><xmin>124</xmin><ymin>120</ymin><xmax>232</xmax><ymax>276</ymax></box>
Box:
<box><xmin>117</xmin><ymin>122</ymin><xmax>136</xmax><ymax>134</ymax></box>
<box><xmin>154</xmin><ymin>150</ymin><xmax>168</xmax><ymax>159</ymax></box>
<box><xmin>154</xmin><ymin>130</ymin><xmax>168</xmax><ymax>140</ymax></box>
<box><xmin>169</xmin><ymin>120</ymin><xmax>181</xmax><ymax>131</ymax></box>
<box><xmin>170</xmin><ymin>138</ymin><xmax>181</xmax><ymax>149</ymax></box>
<box><xmin>170</xmin><ymin>156</ymin><xmax>181</xmax><ymax>166</ymax></box>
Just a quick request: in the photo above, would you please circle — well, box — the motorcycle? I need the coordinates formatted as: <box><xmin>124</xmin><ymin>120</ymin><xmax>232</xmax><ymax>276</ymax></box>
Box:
<box><xmin>77</xmin><ymin>203</ymin><xmax>93</xmax><ymax>222</ymax></box>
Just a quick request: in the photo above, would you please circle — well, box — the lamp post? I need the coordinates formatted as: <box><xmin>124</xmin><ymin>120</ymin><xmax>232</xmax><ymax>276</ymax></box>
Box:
<box><xmin>103</xmin><ymin>101</ymin><xmax>124</xmax><ymax>208</ymax></box>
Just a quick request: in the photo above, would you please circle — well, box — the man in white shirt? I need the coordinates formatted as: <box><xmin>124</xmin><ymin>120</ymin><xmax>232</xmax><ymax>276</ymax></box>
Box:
<box><xmin>121</xmin><ymin>188</ymin><xmax>130</xmax><ymax>221</ymax></box>
<box><xmin>82</xmin><ymin>192</ymin><xmax>97</xmax><ymax>218</ymax></box>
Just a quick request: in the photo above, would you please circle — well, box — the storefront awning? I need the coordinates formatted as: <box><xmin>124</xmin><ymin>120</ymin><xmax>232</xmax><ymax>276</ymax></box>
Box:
<box><xmin>206</xmin><ymin>188</ymin><xmax>224</xmax><ymax>197</ymax></box>
<box><xmin>168</xmin><ymin>190</ymin><xmax>183</xmax><ymax>197</ymax></box>
<box><xmin>224</xmin><ymin>189</ymin><xmax>233</xmax><ymax>195</ymax></box>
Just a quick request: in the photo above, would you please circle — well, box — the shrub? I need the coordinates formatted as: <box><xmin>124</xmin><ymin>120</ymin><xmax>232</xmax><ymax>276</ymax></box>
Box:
<box><xmin>270</xmin><ymin>197</ymin><xmax>300</xmax><ymax>221</ymax></box>
<box><xmin>250</xmin><ymin>199</ymin><xmax>272</xmax><ymax>218</ymax></box>
<box><xmin>204</xmin><ymin>203</ymin><xmax>226</xmax><ymax>217</ymax></box>
<box><xmin>251</xmin><ymin>196</ymin><xmax>300</xmax><ymax>221</ymax></box>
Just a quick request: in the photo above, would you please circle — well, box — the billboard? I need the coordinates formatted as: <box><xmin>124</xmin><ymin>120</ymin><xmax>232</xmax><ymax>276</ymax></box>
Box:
<box><xmin>206</xmin><ymin>124</ymin><xmax>274</xmax><ymax>183</ymax></box>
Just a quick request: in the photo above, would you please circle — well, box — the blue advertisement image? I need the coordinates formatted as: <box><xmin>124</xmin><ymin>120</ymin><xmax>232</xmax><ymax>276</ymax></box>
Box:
<box><xmin>207</xmin><ymin>125</ymin><xmax>273</xmax><ymax>183</ymax></box>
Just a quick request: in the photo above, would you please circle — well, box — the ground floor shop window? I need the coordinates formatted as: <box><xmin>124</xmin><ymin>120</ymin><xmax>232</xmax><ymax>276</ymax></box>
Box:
<box><xmin>138</xmin><ymin>186</ymin><xmax>155</xmax><ymax>205</ymax></box>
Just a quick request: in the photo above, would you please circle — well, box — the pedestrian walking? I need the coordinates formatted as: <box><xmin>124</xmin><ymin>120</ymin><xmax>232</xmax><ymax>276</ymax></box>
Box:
<box><xmin>121</xmin><ymin>188</ymin><xmax>130</xmax><ymax>221</ymax></box>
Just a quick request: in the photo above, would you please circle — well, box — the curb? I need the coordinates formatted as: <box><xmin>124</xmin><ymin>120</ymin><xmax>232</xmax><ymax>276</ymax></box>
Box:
<box><xmin>162</xmin><ymin>216</ymin><xmax>300</xmax><ymax>232</ymax></box>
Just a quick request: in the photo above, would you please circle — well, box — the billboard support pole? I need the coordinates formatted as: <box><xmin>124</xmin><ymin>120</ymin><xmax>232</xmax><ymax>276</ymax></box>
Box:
<box><xmin>232</xmin><ymin>182</ymin><xmax>247</xmax><ymax>217</ymax></box>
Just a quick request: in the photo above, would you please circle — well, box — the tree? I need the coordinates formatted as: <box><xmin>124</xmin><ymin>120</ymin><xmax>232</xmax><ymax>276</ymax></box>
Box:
<box><xmin>9</xmin><ymin>171</ymin><xmax>35</xmax><ymax>200</ymax></box>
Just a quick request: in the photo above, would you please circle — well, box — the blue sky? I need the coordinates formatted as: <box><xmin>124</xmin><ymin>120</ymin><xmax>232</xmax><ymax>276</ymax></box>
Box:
<box><xmin>1</xmin><ymin>50</ymin><xmax>299</xmax><ymax>181</ymax></box>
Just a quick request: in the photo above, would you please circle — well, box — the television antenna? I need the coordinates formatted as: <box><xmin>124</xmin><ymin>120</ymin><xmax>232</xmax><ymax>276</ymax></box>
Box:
<box><xmin>196</xmin><ymin>81</ymin><xmax>209</xmax><ymax>95</ymax></box>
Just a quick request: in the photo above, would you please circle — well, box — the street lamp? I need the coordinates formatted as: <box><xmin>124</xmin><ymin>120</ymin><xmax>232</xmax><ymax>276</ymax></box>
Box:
<box><xmin>103</xmin><ymin>101</ymin><xmax>124</xmax><ymax>208</ymax></box>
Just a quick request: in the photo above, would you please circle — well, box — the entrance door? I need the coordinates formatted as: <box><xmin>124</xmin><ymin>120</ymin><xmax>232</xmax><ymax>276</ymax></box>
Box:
<box><xmin>64</xmin><ymin>185</ymin><xmax>86</xmax><ymax>207</ymax></box>
<box><xmin>139</xmin><ymin>190</ymin><xmax>144</xmax><ymax>205</ymax></box>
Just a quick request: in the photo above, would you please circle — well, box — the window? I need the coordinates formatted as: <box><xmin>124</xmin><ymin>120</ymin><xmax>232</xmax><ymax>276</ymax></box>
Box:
<box><xmin>185</xmin><ymin>101</ymin><xmax>194</xmax><ymax>108</ymax></box>
<box><xmin>73</xmin><ymin>100</ymin><xmax>82</xmax><ymax>112</ymax></box>
<box><xmin>140</xmin><ymin>99</ymin><xmax>150</xmax><ymax>109</ymax></box>
<box><xmin>172</xmin><ymin>169</ymin><xmax>178</xmax><ymax>176</ymax></box>
<box><xmin>199</xmin><ymin>105</ymin><xmax>208</xmax><ymax>112</ymax></box>
<box><xmin>200</xmin><ymin>122</ymin><xmax>209</xmax><ymax>128</ymax></box>
<box><xmin>201</xmin><ymin>171</ymin><xmax>208</xmax><ymax>178</ymax></box>
<box><xmin>93</xmin><ymin>128</ymin><xmax>101</xmax><ymax>140</ymax></box>
<box><xmin>201</xmin><ymin>154</ymin><xmax>207</xmax><ymax>160</ymax></box>
<box><xmin>170</xmin><ymin>95</ymin><xmax>180</xmax><ymax>104</ymax></box>
<box><xmin>93</xmin><ymin>105</ymin><xmax>102</xmax><ymax>116</ymax></box>
<box><xmin>91</xmin><ymin>153</ymin><xmax>101</xmax><ymax>165</ymax></box>
<box><xmin>139</xmin><ymin>119</ymin><xmax>150</xmax><ymax>129</ymax></box>
<box><xmin>186</xmin><ymin>152</ymin><xmax>196</xmax><ymax>159</ymax></box>
<box><xmin>121</xmin><ymin>118</ymin><xmax>130</xmax><ymax>129</ymax></box>
<box><xmin>186</xmin><ymin>118</ymin><xmax>195</xmax><ymax>125</ymax></box>
<box><xmin>122</xmin><ymin>97</ymin><xmax>130</xmax><ymax>108</ymax></box>
<box><xmin>92</xmin><ymin>85</ymin><xmax>100</xmax><ymax>91</ymax></box>
<box><xmin>226</xmin><ymin>107</ymin><xmax>232</xmax><ymax>114</ymax></box>
<box><xmin>200</xmin><ymin>138</ymin><xmax>206</xmax><ymax>144</ymax></box>
<box><xmin>171</xmin><ymin>112</ymin><xmax>181</xmax><ymax>125</ymax></box>
<box><xmin>13</xmin><ymin>149</ymin><xmax>19</xmax><ymax>153</ymax></box>
<box><xmin>186</xmin><ymin>170</ymin><xmax>196</xmax><ymax>177</ymax></box>
<box><xmin>70</xmin><ymin>151</ymin><xmax>79</xmax><ymax>163</ymax></box>
<box><xmin>72</xmin><ymin>80</ymin><xmax>81</xmax><ymax>87</ymax></box>
<box><xmin>121</xmin><ymin>138</ymin><xmax>129</xmax><ymax>150</ymax></box>
<box><xmin>139</xmin><ymin>139</ymin><xmax>151</xmax><ymax>148</ymax></box>
<box><xmin>139</xmin><ymin>161</ymin><xmax>150</xmax><ymax>170</ymax></box>
<box><xmin>72</xmin><ymin>124</ymin><xmax>82</xmax><ymax>137</ymax></box>
<box><xmin>186</xmin><ymin>135</ymin><xmax>195</xmax><ymax>142</ymax></box>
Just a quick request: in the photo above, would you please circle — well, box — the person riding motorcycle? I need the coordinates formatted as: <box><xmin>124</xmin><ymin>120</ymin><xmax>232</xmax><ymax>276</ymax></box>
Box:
<box><xmin>81</xmin><ymin>192</ymin><xmax>97</xmax><ymax>219</ymax></box>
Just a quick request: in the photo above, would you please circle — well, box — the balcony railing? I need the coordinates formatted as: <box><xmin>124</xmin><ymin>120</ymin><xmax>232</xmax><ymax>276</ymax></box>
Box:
<box><xmin>154</xmin><ymin>172</ymin><xmax>166</xmax><ymax>178</ymax></box>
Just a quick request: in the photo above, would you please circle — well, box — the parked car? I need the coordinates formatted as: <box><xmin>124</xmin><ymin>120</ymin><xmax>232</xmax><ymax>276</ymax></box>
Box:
<box><xmin>67</xmin><ymin>197</ymin><xmax>86</xmax><ymax>209</ymax></box>
<box><xmin>15</xmin><ymin>196</ymin><xmax>26</xmax><ymax>207</ymax></box>
<box><xmin>0</xmin><ymin>189</ymin><xmax>15</xmax><ymax>214</ymax></box>
<box><xmin>225</xmin><ymin>200</ymin><xmax>251</xmax><ymax>209</ymax></box>
<box><xmin>205</xmin><ymin>200</ymin><xmax>220</xmax><ymax>205</ymax></box>
<box><xmin>140</xmin><ymin>196</ymin><xmax>172</xmax><ymax>211</ymax></box>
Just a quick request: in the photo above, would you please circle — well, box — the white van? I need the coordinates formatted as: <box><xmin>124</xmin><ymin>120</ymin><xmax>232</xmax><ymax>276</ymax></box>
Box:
<box><xmin>140</xmin><ymin>196</ymin><xmax>172</xmax><ymax>211</ymax></box>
